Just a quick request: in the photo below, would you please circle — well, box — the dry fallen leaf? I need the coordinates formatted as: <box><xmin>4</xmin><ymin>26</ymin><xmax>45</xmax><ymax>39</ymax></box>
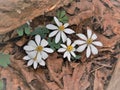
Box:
<box><xmin>0</xmin><ymin>0</ymin><xmax>120</xmax><ymax>90</ymax></box>
<box><xmin>94</xmin><ymin>70</ymin><xmax>104</xmax><ymax>90</ymax></box>
<box><xmin>15</xmin><ymin>36</ymin><xmax>27</xmax><ymax>47</ymax></box>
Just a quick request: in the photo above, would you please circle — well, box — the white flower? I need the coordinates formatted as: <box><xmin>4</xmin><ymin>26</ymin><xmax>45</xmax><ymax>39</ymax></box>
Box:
<box><xmin>46</xmin><ymin>17</ymin><xmax>75</xmax><ymax>43</ymax></box>
<box><xmin>58</xmin><ymin>38</ymin><xmax>76</xmax><ymax>61</ymax></box>
<box><xmin>74</xmin><ymin>29</ymin><xmax>103</xmax><ymax>58</ymax></box>
<box><xmin>23</xmin><ymin>34</ymin><xmax>54</xmax><ymax>69</ymax></box>
<box><xmin>23</xmin><ymin>54</ymin><xmax>45</xmax><ymax>69</ymax></box>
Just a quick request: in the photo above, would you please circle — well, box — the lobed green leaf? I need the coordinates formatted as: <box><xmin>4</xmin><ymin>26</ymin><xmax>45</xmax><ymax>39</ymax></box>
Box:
<box><xmin>31</xmin><ymin>26</ymin><xmax>49</xmax><ymax>38</ymax></box>
<box><xmin>48</xmin><ymin>38</ymin><xmax>62</xmax><ymax>51</ymax></box>
<box><xmin>0</xmin><ymin>80</ymin><xmax>3</xmax><ymax>90</ymax></box>
<box><xmin>56</xmin><ymin>10</ymin><xmax>68</xmax><ymax>24</ymax></box>
<box><xmin>0</xmin><ymin>53</ymin><xmax>10</xmax><ymax>67</ymax></box>
<box><xmin>17</xmin><ymin>23</ymin><xmax>31</xmax><ymax>36</ymax></box>
<box><xmin>71</xmin><ymin>55</ymin><xmax>81</xmax><ymax>60</ymax></box>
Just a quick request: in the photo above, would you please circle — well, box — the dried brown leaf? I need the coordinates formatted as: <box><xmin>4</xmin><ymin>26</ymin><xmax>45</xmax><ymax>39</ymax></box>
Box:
<box><xmin>94</xmin><ymin>70</ymin><xmax>104</xmax><ymax>90</ymax></box>
<box><xmin>107</xmin><ymin>55</ymin><xmax>120</xmax><ymax>90</ymax></box>
<box><xmin>16</xmin><ymin>36</ymin><xmax>27</xmax><ymax>47</ymax></box>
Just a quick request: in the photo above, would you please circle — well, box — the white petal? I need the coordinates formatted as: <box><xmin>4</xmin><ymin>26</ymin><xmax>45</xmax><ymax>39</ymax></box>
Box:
<box><xmin>33</xmin><ymin>61</ymin><xmax>38</xmax><ymax>69</ymax></box>
<box><xmin>92</xmin><ymin>41</ymin><xmax>103</xmax><ymax>46</ymax></box>
<box><xmin>64</xmin><ymin>51</ymin><xmax>71</xmax><ymax>61</ymax></box>
<box><xmin>28</xmin><ymin>40</ymin><xmax>37</xmax><ymax>47</ymax></box>
<box><xmin>37</xmin><ymin>52</ymin><xmax>41</xmax><ymax>59</ymax></box>
<box><xmin>77</xmin><ymin>44</ymin><xmax>87</xmax><ymax>52</ymax></box>
<box><xmin>35</xmin><ymin>35</ymin><xmax>41</xmax><ymax>45</ymax></box>
<box><xmin>74</xmin><ymin>40</ymin><xmax>86</xmax><ymax>45</ymax></box>
<box><xmin>64</xmin><ymin>28</ymin><xmax>75</xmax><ymax>34</ymax></box>
<box><xmin>67</xmin><ymin>38</ymin><xmax>71</xmax><ymax>46</ymax></box>
<box><xmin>41</xmin><ymin>51</ymin><xmax>48</xmax><ymax>59</ymax></box>
<box><xmin>63</xmin><ymin>51</ymin><xmax>69</xmax><ymax>58</ymax></box>
<box><xmin>27</xmin><ymin>51</ymin><xmax>37</xmax><ymax>58</ymax></box>
<box><xmin>41</xmin><ymin>39</ymin><xmax>48</xmax><ymax>47</ymax></box>
<box><xmin>87</xmin><ymin>29</ymin><xmax>92</xmax><ymax>38</ymax></box>
<box><xmin>67</xmin><ymin>55</ymin><xmax>71</xmax><ymax>61</ymax></box>
<box><xmin>23</xmin><ymin>56</ymin><xmax>30</xmax><ymax>60</ymax></box>
<box><xmin>46</xmin><ymin>24</ymin><xmax>58</xmax><ymax>30</ymax></box>
<box><xmin>49</xmin><ymin>30</ymin><xmax>58</xmax><ymax>37</ymax></box>
<box><xmin>27</xmin><ymin>60</ymin><xmax>33</xmax><ymax>66</ymax></box>
<box><xmin>23</xmin><ymin>46</ymin><xmax>35</xmax><ymax>51</ymax></box>
<box><xmin>55</xmin><ymin>32</ymin><xmax>61</xmax><ymax>43</ymax></box>
<box><xmin>76</xmin><ymin>34</ymin><xmax>87</xmax><ymax>40</ymax></box>
<box><xmin>39</xmin><ymin>60</ymin><xmax>45</xmax><ymax>66</ymax></box>
<box><xmin>86</xmin><ymin>46</ymin><xmax>91</xmax><ymax>58</ymax></box>
<box><xmin>64</xmin><ymin>23</ymin><xmax>69</xmax><ymax>27</ymax></box>
<box><xmin>58</xmin><ymin>48</ymin><xmax>66</xmax><ymax>52</ymax></box>
<box><xmin>61</xmin><ymin>32</ymin><xmax>67</xmax><ymax>43</ymax></box>
<box><xmin>91</xmin><ymin>34</ymin><xmax>97</xmax><ymax>40</ymax></box>
<box><xmin>70</xmin><ymin>51</ymin><xmax>76</xmax><ymax>57</ymax></box>
<box><xmin>61</xmin><ymin>44</ymin><xmax>67</xmax><ymax>48</ymax></box>
<box><xmin>54</xmin><ymin>17</ymin><xmax>62</xmax><ymax>26</ymax></box>
<box><xmin>43</xmin><ymin>48</ymin><xmax>54</xmax><ymax>53</ymax></box>
<box><xmin>90</xmin><ymin>44</ymin><xmax>98</xmax><ymax>55</ymax></box>
<box><xmin>71</xmin><ymin>43</ymin><xmax>76</xmax><ymax>47</ymax></box>
<box><xmin>37</xmin><ymin>57</ymin><xmax>42</xmax><ymax>62</ymax></box>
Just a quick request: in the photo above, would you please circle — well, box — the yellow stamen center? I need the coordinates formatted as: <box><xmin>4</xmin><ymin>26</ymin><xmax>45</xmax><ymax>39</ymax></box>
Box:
<box><xmin>86</xmin><ymin>38</ymin><xmax>93</xmax><ymax>44</ymax></box>
<box><xmin>67</xmin><ymin>45</ymin><xmax>73</xmax><ymax>52</ymax></box>
<box><xmin>59</xmin><ymin>25</ymin><xmax>65</xmax><ymax>31</ymax></box>
<box><xmin>36</xmin><ymin>46</ymin><xmax>43</xmax><ymax>52</ymax></box>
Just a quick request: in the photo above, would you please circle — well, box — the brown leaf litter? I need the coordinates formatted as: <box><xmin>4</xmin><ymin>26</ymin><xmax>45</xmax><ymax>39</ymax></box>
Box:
<box><xmin>0</xmin><ymin>0</ymin><xmax>120</xmax><ymax>90</ymax></box>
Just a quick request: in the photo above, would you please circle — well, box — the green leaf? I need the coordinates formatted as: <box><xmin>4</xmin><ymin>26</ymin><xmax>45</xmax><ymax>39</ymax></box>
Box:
<box><xmin>57</xmin><ymin>10</ymin><xmax>66</xmax><ymax>18</ymax></box>
<box><xmin>24</xmin><ymin>26</ymin><xmax>31</xmax><ymax>35</ymax></box>
<box><xmin>30</xmin><ymin>27</ymin><xmax>41</xmax><ymax>35</ymax></box>
<box><xmin>75</xmin><ymin>55</ymin><xmax>81</xmax><ymax>60</ymax></box>
<box><xmin>17</xmin><ymin>29</ymin><xmax>23</xmax><ymax>36</ymax></box>
<box><xmin>48</xmin><ymin>38</ymin><xmax>61</xmax><ymax>51</ymax></box>
<box><xmin>57</xmin><ymin>10</ymin><xmax>61</xmax><ymax>18</ymax></box>
<box><xmin>31</xmin><ymin>26</ymin><xmax>49</xmax><ymax>38</ymax></box>
<box><xmin>56</xmin><ymin>10</ymin><xmax>68</xmax><ymax>24</ymax></box>
<box><xmin>61</xmin><ymin>16</ymin><xmax>69</xmax><ymax>23</ymax></box>
<box><xmin>0</xmin><ymin>80</ymin><xmax>3</xmax><ymax>90</ymax></box>
<box><xmin>0</xmin><ymin>53</ymin><xmax>10</xmax><ymax>67</ymax></box>
<box><xmin>60</xmin><ymin>11</ymin><xmax>66</xmax><ymax>18</ymax></box>
<box><xmin>48</xmin><ymin>38</ymin><xmax>55</xmax><ymax>50</ymax></box>
<box><xmin>17</xmin><ymin>23</ymin><xmax>31</xmax><ymax>36</ymax></box>
<box><xmin>71</xmin><ymin>55</ymin><xmax>81</xmax><ymax>60</ymax></box>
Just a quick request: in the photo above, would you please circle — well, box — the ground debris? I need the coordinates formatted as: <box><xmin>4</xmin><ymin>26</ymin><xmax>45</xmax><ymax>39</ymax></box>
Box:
<box><xmin>0</xmin><ymin>0</ymin><xmax>120</xmax><ymax>90</ymax></box>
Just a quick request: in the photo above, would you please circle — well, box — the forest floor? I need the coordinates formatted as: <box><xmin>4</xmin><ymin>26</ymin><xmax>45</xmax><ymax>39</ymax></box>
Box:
<box><xmin>0</xmin><ymin>0</ymin><xmax>120</xmax><ymax>90</ymax></box>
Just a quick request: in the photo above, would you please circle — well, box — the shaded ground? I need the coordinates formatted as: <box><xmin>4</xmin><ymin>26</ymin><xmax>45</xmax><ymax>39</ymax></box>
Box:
<box><xmin>0</xmin><ymin>0</ymin><xmax>120</xmax><ymax>90</ymax></box>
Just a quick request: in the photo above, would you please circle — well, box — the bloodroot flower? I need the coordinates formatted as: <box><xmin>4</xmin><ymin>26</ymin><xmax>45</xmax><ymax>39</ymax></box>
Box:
<box><xmin>23</xmin><ymin>54</ymin><xmax>45</xmax><ymax>69</ymax></box>
<box><xmin>74</xmin><ymin>29</ymin><xmax>103</xmax><ymax>58</ymax></box>
<box><xmin>23</xmin><ymin>34</ymin><xmax>54</xmax><ymax>69</ymax></box>
<box><xmin>46</xmin><ymin>17</ymin><xmax>75</xmax><ymax>43</ymax></box>
<box><xmin>58</xmin><ymin>38</ymin><xmax>76</xmax><ymax>61</ymax></box>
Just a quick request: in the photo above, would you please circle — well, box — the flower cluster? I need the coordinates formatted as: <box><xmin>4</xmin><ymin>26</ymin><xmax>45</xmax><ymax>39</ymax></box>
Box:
<box><xmin>23</xmin><ymin>17</ymin><xmax>103</xmax><ymax>69</ymax></box>
<box><xmin>23</xmin><ymin>35</ymin><xmax>53</xmax><ymax>69</ymax></box>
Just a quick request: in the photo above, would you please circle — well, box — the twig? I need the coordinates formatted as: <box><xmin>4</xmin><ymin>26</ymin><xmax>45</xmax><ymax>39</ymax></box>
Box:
<box><xmin>89</xmin><ymin>61</ymin><xmax>112</xmax><ymax>73</ymax></box>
